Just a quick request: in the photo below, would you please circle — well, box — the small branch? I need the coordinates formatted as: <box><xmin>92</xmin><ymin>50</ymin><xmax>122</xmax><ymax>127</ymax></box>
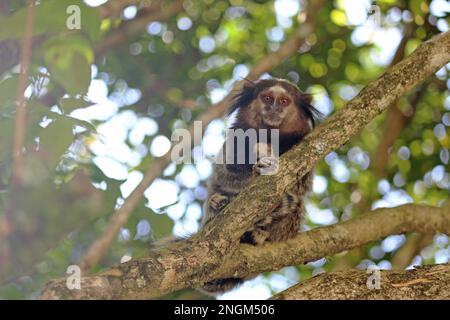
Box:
<box><xmin>371</xmin><ymin>86</ymin><xmax>425</xmax><ymax>176</ymax></box>
<box><xmin>11</xmin><ymin>0</ymin><xmax>37</xmax><ymax>186</ymax></box>
<box><xmin>391</xmin><ymin>201</ymin><xmax>450</xmax><ymax>270</ymax></box>
<box><xmin>370</xmin><ymin>25</ymin><xmax>414</xmax><ymax>177</ymax></box>
<box><xmin>78</xmin><ymin>0</ymin><xmax>325</xmax><ymax>271</ymax></box>
<box><xmin>271</xmin><ymin>263</ymin><xmax>450</xmax><ymax>300</ymax></box>
<box><xmin>39</xmin><ymin>204</ymin><xmax>450</xmax><ymax>299</ymax></box>
<box><xmin>391</xmin><ymin>233</ymin><xmax>434</xmax><ymax>269</ymax></box>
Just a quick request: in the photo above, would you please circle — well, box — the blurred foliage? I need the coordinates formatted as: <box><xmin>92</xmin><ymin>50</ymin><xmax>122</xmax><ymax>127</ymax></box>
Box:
<box><xmin>0</xmin><ymin>0</ymin><xmax>449</xmax><ymax>299</ymax></box>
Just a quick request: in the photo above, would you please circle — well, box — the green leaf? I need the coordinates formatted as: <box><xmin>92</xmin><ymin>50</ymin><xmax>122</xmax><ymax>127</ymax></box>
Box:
<box><xmin>0</xmin><ymin>118</ymin><xmax>14</xmax><ymax>162</ymax></box>
<box><xmin>39</xmin><ymin>118</ymin><xmax>74</xmax><ymax>168</ymax></box>
<box><xmin>42</xmin><ymin>33</ymin><xmax>93</xmax><ymax>95</ymax></box>
<box><xmin>0</xmin><ymin>0</ymin><xmax>100</xmax><ymax>41</ymax></box>
<box><xmin>28</xmin><ymin>101</ymin><xmax>96</xmax><ymax>132</ymax></box>
<box><xmin>0</xmin><ymin>285</ymin><xmax>26</xmax><ymax>299</ymax></box>
<box><xmin>0</xmin><ymin>101</ymin><xmax>17</xmax><ymax>117</ymax></box>
<box><xmin>64</xmin><ymin>115</ymin><xmax>97</xmax><ymax>132</ymax></box>
<box><xmin>59</xmin><ymin>97</ymin><xmax>94</xmax><ymax>113</ymax></box>
<box><xmin>44</xmin><ymin>34</ymin><xmax>93</xmax><ymax>95</ymax></box>
<box><xmin>0</xmin><ymin>75</ymin><xmax>19</xmax><ymax>103</ymax></box>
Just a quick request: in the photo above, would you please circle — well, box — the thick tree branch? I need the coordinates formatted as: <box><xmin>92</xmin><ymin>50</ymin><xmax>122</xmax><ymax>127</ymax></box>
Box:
<box><xmin>95</xmin><ymin>0</ymin><xmax>184</xmax><ymax>55</ymax></box>
<box><xmin>39</xmin><ymin>31</ymin><xmax>450</xmax><ymax>299</ymax></box>
<box><xmin>39</xmin><ymin>204</ymin><xmax>450</xmax><ymax>299</ymax></box>
<box><xmin>78</xmin><ymin>0</ymin><xmax>325</xmax><ymax>271</ymax></box>
<box><xmin>271</xmin><ymin>263</ymin><xmax>450</xmax><ymax>300</ymax></box>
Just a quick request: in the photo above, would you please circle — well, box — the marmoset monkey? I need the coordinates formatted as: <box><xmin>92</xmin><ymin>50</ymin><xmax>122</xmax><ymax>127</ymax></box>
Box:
<box><xmin>200</xmin><ymin>78</ymin><xmax>322</xmax><ymax>294</ymax></box>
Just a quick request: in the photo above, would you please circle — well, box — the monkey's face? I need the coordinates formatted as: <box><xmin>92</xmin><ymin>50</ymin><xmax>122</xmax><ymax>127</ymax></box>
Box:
<box><xmin>257</xmin><ymin>85</ymin><xmax>296</xmax><ymax>127</ymax></box>
<box><xmin>229</xmin><ymin>78</ymin><xmax>321</xmax><ymax>135</ymax></box>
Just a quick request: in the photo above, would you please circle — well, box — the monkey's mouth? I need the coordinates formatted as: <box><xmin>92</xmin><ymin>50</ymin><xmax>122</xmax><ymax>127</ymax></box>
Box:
<box><xmin>263</xmin><ymin>114</ymin><xmax>283</xmax><ymax>127</ymax></box>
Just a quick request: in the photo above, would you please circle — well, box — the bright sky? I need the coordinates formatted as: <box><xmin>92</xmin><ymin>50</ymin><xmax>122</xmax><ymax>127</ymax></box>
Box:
<box><xmin>77</xmin><ymin>0</ymin><xmax>450</xmax><ymax>299</ymax></box>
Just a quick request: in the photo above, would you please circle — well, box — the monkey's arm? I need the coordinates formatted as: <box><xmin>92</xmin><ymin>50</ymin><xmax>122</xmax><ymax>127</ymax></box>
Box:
<box><xmin>202</xmin><ymin>160</ymin><xmax>254</xmax><ymax>225</ymax></box>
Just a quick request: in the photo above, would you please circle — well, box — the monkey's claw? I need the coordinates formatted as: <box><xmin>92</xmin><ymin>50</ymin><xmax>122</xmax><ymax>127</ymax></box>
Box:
<box><xmin>253</xmin><ymin>157</ymin><xmax>278</xmax><ymax>175</ymax></box>
<box><xmin>208</xmin><ymin>193</ymin><xmax>229</xmax><ymax>212</ymax></box>
<box><xmin>246</xmin><ymin>228</ymin><xmax>270</xmax><ymax>245</ymax></box>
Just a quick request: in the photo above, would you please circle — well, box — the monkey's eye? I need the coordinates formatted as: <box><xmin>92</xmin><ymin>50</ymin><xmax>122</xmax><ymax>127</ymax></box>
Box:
<box><xmin>262</xmin><ymin>94</ymin><xmax>273</xmax><ymax>103</ymax></box>
<box><xmin>279</xmin><ymin>98</ymin><xmax>290</xmax><ymax>106</ymax></box>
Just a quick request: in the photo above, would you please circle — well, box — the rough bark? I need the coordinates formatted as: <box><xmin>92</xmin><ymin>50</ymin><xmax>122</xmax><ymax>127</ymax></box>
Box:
<box><xmin>271</xmin><ymin>264</ymin><xmax>450</xmax><ymax>300</ymax></box>
<box><xmin>38</xmin><ymin>31</ymin><xmax>450</xmax><ymax>299</ymax></box>
<box><xmin>39</xmin><ymin>204</ymin><xmax>450</xmax><ymax>299</ymax></box>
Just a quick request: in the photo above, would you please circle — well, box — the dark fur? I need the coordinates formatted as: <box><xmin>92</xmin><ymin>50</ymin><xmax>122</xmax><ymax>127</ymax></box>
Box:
<box><xmin>200</xmin><ymin>78</ymin><xmax>321</xmax><ymax>295</ymax></box>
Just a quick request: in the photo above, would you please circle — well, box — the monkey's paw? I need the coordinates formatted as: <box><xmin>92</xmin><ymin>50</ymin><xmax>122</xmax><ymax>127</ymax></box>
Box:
<box><xmin>208</xmin><ymin>193</ymin><xmax>229</xmax><ymax>212</ymax></box>
<box><xmin>253</xmin><ymin>157</ymin><xmax>278</xmax><ymax>175</ymax></box>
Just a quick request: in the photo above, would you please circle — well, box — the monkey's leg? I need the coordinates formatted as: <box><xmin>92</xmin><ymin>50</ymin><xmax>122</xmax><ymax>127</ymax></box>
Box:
<box><xmin>241</xmin><ymin>172</ymin><xmax>313</xmax><ymax>244</ymax></box>
<box><xmin>266</xmin><ymin>191</ymin><xmax>304</xmax><ymax>242</ymax></box>
<box><xmin>241</xmin><ymin>156</ymin><xmax>288</xmax><ymax>244</ymax></box>
<box><xmin>264</xmin><ymin>172</ymin><xmax>313</xmax><ymax>242</ymax></box>
<box><xmin>240</xmin><ymin>191</ymin><xmax>301</xmax><ymax>244</ymax></box>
